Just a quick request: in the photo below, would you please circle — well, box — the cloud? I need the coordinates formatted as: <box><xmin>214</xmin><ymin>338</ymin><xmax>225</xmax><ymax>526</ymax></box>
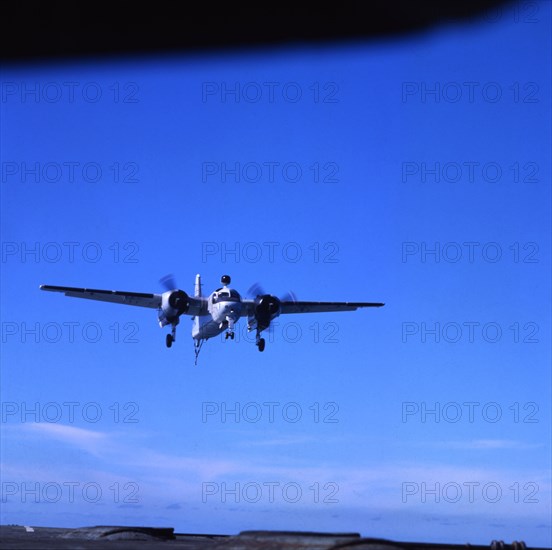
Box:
<box><xmin>435</xmin><ymin>439</ymin><xmax>543</xmax><ymax>451</ymax></box>
<box><xmin>239</xmin><ymin>434</ymin><xmax>316</xmax><ymax>447</ymax></box>
<box><xmin>22</xmin><ymin>423</ymin><xmax>110</xmax><ymax>455</ymax></box>
<box><xmin>5</xmin><ymin>423</ymin><xmax>549</xmax><ymax>521</ymax></box>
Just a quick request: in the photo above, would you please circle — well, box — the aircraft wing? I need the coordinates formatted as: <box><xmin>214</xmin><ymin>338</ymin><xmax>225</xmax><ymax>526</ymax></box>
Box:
<box><xmin>280</xmin><ymin>301</ymin><xmax>384</xmax><ymax>314</ymax></box>
<box><xmin>40</xmin><ymin>285</ymin><xmax>162</xmax><ymax>308</ymax></box>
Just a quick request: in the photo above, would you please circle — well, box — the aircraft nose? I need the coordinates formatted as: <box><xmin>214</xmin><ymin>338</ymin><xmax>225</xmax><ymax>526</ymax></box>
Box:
<box><xmin>225</xmin><ymin>303</ymin><xmax>242</xmax><ymax>317</ymax></box>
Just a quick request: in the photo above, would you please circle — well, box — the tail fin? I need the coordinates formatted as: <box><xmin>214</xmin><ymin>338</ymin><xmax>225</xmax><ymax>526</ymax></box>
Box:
<box><xmin>194</xmin><ymin>273</ymin><xmax>202</xmax><ymax>297</ymax></box>
<box><xmin>192</xmin><ymin>274</ymin><xmax>203</xmax><ymax>339</ymax></box>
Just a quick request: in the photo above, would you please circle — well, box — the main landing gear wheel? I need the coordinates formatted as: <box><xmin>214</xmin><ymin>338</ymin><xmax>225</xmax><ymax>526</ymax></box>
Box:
<box><xmin>166</xmin><ymin>324</ymin><xmax>177</xmax><ymax>348</ymax></box>
<box><xmin>257</xmin><ymin>338</ymin><xmax>265</xmax><ymax>352</ymax></box>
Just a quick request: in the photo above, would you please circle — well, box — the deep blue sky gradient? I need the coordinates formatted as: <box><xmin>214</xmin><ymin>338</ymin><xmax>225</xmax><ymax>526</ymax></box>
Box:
<box><xmin>1</xmin><ymin>3</ymin><xmax>551</xmax><ymax>545</ymax></box>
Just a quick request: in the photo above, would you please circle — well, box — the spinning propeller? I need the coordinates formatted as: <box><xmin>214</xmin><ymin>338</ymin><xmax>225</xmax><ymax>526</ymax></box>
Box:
<box><xmin>246</xmin><ymin>283</ymin><xmax>297</xmax><ymax>303</ymax></box>
<box><xmin>159</xmin><ymin>273</ymin><xmax>178</xmax><ymax>291</ymax></box>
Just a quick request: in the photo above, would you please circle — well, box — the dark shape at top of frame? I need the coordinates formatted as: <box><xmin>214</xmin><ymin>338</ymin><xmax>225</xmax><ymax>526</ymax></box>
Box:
<box><xmin>2</xmin><ymin>0</ymin><xmax>514</xmax><ymax>63</ymax></box>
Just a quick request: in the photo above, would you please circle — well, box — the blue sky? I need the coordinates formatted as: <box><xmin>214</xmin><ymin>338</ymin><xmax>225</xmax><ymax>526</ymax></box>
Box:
<box><xmin>1</xmin><ymin>2</ymin><xmax>551</xmax><ymax>545</ymax></box>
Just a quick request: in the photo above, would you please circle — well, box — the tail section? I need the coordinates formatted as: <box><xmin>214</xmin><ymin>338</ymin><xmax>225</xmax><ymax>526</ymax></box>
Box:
<box><xmin>193</xmin><ymin>273</ymin><xmax>202</xmax><ymax>340</ymax></box>
<box><xmin>194</xmin><ymin>273</ymin><xmax>202</xmax><ymax>297</ymax></box>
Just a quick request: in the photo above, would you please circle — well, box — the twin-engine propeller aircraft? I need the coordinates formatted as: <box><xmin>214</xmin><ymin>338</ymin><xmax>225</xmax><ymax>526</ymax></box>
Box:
<box><xmin>40</xmin><ymin>275</ymin><xmax>384</xmax><ymax>363</ymax></box>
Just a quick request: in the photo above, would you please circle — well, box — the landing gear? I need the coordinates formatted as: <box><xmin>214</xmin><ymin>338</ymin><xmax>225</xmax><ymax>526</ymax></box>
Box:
<box><xmin>194</xmin><ymin>339</ymin><xmax>204</xmax><ymax>366</ymax></box>
<box><xmin>255</xmin><ymin>330</ymin><xmax>266</xmax><ymax>352</ymax></box>
<box><xmin>223</xmin><ymin>316</ymin><xmax>236</xmax><ymax>341</ymax></box>
<box><xmin>166</xmin><ymin>323</ymin><xmax>177</xmax><ymax>348</ymax></box>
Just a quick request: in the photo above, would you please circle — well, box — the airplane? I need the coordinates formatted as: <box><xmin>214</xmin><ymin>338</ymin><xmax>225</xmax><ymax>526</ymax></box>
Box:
<box><xmin>40</xmin><ymin>274</ymin><xmax>384</xmax><ymax>363</ymax></box>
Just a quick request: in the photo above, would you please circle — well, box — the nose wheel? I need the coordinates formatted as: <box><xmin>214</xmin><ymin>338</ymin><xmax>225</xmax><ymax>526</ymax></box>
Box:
<box><xmin>223</xmin><ymin>316</ymin><xmax>236</xmax><ymax>340</ymax></box>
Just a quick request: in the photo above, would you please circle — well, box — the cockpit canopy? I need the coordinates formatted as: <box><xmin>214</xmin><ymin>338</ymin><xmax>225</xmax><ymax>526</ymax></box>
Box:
<box><xmin>211</xmin><ymin>288</ymin><xmax>241</xmax><ymax>304</ymax></box>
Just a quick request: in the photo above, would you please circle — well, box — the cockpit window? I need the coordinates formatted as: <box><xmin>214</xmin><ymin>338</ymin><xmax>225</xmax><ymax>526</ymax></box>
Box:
<box><xmin>212</xmin><ymin>289</ymin><xmax>241</xmax><ymax>303</ymax></box>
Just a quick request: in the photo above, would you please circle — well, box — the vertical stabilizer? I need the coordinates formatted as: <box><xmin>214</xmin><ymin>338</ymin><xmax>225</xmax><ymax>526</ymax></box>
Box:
<box><xmin>194</xmin><ymin>273</ymin><xmax>202</xmax><ymax>297</ymax></box>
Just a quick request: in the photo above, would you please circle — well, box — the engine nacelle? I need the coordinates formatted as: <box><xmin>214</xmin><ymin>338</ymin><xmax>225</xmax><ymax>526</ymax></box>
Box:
<box><xmin>158</xmin><ymin>290</ymin><xmax>190</xmax><ymax>327</ymax></box>
<box><xmin>254</xmin><ymin>294</ymin><xmax>281</xmax><ymax>332</ymax></box>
